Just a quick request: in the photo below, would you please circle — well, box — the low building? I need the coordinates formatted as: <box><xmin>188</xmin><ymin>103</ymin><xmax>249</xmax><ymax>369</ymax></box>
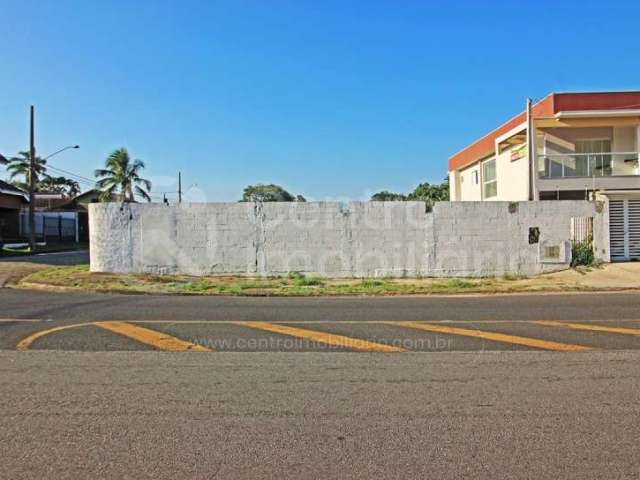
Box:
<box><xmin>49</xmin><ymin>189</ymin><xmax>124</xmax><ymax>242</ymax></box>
<box><xmin>32</xmin><ymin>192</ymin><xmax>71</xmax><ymax>211</ymax></box>
<box><xmin>448</xmin><ymin>91</ymin><xmax>640</xmax><ymax>261</ymax></box>
<box><xmin>0</xmin><ymin>180</ymin><xmax>29</xmax><ymax>242</ymax></box>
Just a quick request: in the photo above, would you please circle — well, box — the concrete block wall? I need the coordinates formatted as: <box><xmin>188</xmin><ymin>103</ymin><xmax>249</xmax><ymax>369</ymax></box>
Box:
<box><xmin>256</xmin><ymin>201</ymin><xmax>430</xmax><ymax>277</ymax></box>
<box><xmin>428</xmin><ymin>201</ymin><xmax>599</xmax><ymax>277</ymax></box>
<box><xmin>90</xmin><ymin>203</ymin><xmax>259</xmax><ymax>275</ymax></box>
<box><xmin>90</xmin><ymin>200</ymin><xmax>600</xmax><ymax>278</ymax></box>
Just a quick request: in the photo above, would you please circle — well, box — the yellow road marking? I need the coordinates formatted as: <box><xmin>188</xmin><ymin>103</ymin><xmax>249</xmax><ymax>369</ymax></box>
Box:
<box><xmin>17</xmin><ymin>321</ymin><xmax>211</xmax><ymax>351</ymax></box>
<box><xmin>389</xmin><ymin>321</ymin><xmax>592</xmax><ymax>352</ymax></box>
<box><xmin>16</xmin><ymin>323</ymin><xmax>94</xmax><ymax>351</ymax></box>
<box><xmin>94</xmin><ymin>322</ymin><xmax>211</xmax><ymax>351</ymax></box>
<box><xmin>235</xmin><ymin>321</ymin><xmax>406</xmax><ymax>352</ymax></box>
<box><xmin>535</xmin><ymin>320</ymin><xmax>640</xmax><ymax>337</ymax></box>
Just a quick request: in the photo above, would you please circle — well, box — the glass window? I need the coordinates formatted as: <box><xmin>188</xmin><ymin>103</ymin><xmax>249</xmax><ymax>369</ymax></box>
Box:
<box><xmin>482</xmin><ymin>159</ymin><xmax>497</xmax><ymax>198</ymax></box>
<box><xmin>576</xmin><ymin>139</ymin><xmax>612</xmax><ymax>176</ymax></box>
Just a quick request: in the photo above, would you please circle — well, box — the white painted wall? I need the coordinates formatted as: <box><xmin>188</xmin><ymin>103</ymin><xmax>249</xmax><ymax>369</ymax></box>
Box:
<box><xmin>457</xmin><ymin>163</ymin><xmax>482</xmax><ymax>201</ymax></box>
<box><xmin>612</xmin><ymin>126</ymin><xmax>638</xmax><ymax>175</ymax></box>
<box><xmin>90</xmin><ymin>201</ymin><xmax>601</xmax><ymax>278</ymax></box>
<box><xmin>494</xmin><ymin>145</ymin><xmax>529</xmax><ymax>201</ymax></box>
<box><xmin>449</xmin><ymin>170</ymin><xmax>460</xmax><ymax>201</ymax></box>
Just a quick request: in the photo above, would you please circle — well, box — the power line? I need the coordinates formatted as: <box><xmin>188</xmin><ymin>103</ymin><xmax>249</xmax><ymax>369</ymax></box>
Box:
<box><xmin>28</xmin><ymin>160</ymin><xmax>163</xmax><ymax>202</ymax></box>
<box><xmin>46</xmin><ymin>163</ymin><xmax>96</xmax><ymax>185</ymax></box>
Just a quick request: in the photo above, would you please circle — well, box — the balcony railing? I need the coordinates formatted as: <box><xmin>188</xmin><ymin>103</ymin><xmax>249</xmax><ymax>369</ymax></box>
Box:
<box><xmin>538</xmin><ymin>152</ymin><xmax>640</xmax><ymax>178</ymax></box>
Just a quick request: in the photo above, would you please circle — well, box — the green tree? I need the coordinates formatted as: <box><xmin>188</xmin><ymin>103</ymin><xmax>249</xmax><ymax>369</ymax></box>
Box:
<box><xmin>370</xmin><ymin>178</ymin><xmax>449</xmax><ymax>210</ymax></box>
<box><xmin>408</xmin><ymin>179</ymin><xmax>449</xmax><ymax>211</ymax></box>
<box><xmin>94</xmin><ymin>148</ymin><xmax>152</xmax><ymax>202</ymax></box>
<box><xmin>39</xmin><ymin>176</ymin><xmax>81</xmax><ymax>196</ymax></box>
<box><xmin>3</xmin><ymin>151</ymin><xmax>81</xmax><ymax>195</ymax></box>
<box><xmin>408</xmin><ymin>179</ymin><xmax>449</xmax><ymax>201</ymax></box>
<box><xmin>370</xmin><ymin>191</ymin><xmax>408</xmax><ymax>201</ymax></box>
<box><xmin>6</xmin><ymin>151</ymin><xmax>48</xmax><ymax>191</ymax></box>
<box><xmin>241</xmin><ymin>184</ymin><xmax>306</xmax><ymax>202</ymax></box>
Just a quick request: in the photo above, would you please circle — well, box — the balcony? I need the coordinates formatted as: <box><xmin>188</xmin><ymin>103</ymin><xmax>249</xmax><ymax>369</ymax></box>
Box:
<box><xmin>538</xmin><ymin>152</ymin><xmax>639</xmax><ymax>179</ymax></box>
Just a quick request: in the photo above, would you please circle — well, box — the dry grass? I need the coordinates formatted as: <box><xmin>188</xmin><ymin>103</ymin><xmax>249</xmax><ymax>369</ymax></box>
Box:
<box><xmin>17</xmin><ymin>265</ymin><xmax>634</xmax><ymax>297</ymax></box>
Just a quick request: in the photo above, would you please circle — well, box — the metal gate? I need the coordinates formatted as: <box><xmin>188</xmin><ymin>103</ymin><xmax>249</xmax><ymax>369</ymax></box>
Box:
<box><xmin>609</xmin><ymin>199</ymin><xmax>640</xmax><ymax>261</ymax></box>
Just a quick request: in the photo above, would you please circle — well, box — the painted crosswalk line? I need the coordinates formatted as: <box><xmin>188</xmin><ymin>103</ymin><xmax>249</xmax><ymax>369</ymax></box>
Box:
<box><xmin>388</xmin><ymin>321</ymin><xmax>592</xmax><ymax>352</ymax></box>
<box><xmin>535</xmin><ymin>320</ymin><xmax>640</xmax><ymax>337</ymax></box>
<box><xmin>16</xmin><ymin>323</ymin><xmax>94</xmax><ymax>351</ymax></box>
<box><xmin>94</xmin><ymin>321</ymin><xmax>211</xmax><ymax>351</ymax></box>
<box><xmin>234</xmin><ymin>321</ymin><xmax>406</xmax><ymax>352</ymax></box>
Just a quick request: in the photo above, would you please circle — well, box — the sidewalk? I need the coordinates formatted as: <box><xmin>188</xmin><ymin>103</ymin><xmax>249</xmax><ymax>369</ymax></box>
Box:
<box><xmin>537</xmin><ymin>262</ymin><xmax>640</xmax><ymax>290</ymax></box>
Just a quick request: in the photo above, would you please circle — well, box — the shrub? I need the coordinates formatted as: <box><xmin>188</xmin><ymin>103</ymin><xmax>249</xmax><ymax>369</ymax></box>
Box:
<box><xmin>443</xmin><ymin>278</ymin><xmax>476</xmax><ymax>289</ymax></box>
<box><xmin>292</xmin><ymin>274</ymin><xmax>324</xmax><ymax>286</ymax></box>
<box><xmin>361</xmin><ymin>279</ymin><xmax>385</xmax><ymax>288</ymax></box>
<box><xmin>571</xmin><ymin>236</ymin><xmax>595</xmax><ymax>267</ymax></box>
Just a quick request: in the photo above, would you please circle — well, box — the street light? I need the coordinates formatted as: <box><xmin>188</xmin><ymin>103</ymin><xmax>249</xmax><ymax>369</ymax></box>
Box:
<box><xmin>27</xmin><ymin>140</ymin><xmax>79</xmax><ymax>251</ymax></box>
<box><xmin>43</xmin><ymin>145</ymin><xmax>80</xmax><ymax>161</ymax></box>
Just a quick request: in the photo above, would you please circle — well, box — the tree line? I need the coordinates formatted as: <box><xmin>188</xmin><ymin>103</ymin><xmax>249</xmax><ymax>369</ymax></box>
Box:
<box><xmin>1</xmin><ymin>151</ymin><xmax>81</xmax><ymax>195</ymax></box>
<box><xmin>1</xmin><ymin>148</ymin><xmax>152</xmax><ymax>202</ymax></box>
<box><xmin>2</xmin><ymin>150</ymin><xmax>448</xmax><ymax>206</ymax></box>
<box><xmin>370</xmin><ymin>179</ymin><xmax>449</xmax><ymax>210</ymax></box>
<box><xmin>241</xmin><ymin>179</ymin><xmax>449</xmax><ymax>208</ymax></box>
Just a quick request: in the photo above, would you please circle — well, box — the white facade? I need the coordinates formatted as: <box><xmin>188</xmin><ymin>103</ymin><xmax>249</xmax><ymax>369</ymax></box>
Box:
<box><xmin>457</xmin><ymin>163</ymin><xmax>481</xmax><ymax>201</ymax></box>
<box><xmin>451</xmin><ymin>134</ymin><xmax>529</xmax><ymax>201</ymax></box>
<box><xmin>450</xmin><ymin>122</ymin><xmax>640</xmax><ymax>202</ymax></box>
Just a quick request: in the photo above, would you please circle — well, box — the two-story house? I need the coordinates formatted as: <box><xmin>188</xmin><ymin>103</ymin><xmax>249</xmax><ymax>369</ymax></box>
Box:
<box><xmin>448</xmin><ymin>91</ymin><xmax>640</xmax><ymax>261</ymax></box>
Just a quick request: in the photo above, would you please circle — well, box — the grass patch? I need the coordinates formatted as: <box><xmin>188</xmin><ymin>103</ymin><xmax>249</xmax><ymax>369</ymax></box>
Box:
<box><xmin>17</xmin><ymin>267</ymin><xmax>502</xmax><ymax>296</ymax></box>
<box><xmin>502</xmin><ymin>273</ymin><xmax>527</xmax><ymax>281</ymax></box>
<box><xmin>437</xmin><ymin>279</ymin><xmax>478</xmax><ymax>289</ymax></box>
<box><xmin>19</xmin><ymin>265</ymin><xmax>625</xmax><ymax>297</ymax></box>
<box><xmin>292</xmin><ymin>275</ymin><xmax>324</xmax><ymax>287</ymax></box>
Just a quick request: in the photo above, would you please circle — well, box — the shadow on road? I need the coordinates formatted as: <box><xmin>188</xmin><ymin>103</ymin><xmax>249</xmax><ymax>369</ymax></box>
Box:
<box><xmin>0</xmin><ymin>250</ymin><xmax>89</xmax><ymax>266</ymax></box>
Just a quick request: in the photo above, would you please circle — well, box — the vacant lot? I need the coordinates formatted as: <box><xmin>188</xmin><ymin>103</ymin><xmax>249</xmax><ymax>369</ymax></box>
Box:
<box><xmin>14</xmin><ymin>262</ymin><xmax>640</xmax><ymax>296</ymax></box>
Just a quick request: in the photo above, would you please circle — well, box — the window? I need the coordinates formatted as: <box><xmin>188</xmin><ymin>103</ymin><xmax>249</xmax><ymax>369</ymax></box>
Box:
<box><xmin>472</xmin><ymin>170</ymin><xmax>479</xmax><ymax>185</ymax></box>
<box><xmin>482</xmin><ymin>159</ymin><xmax>497</xmax><ymax>198</ymax></box>
<box><xmin>575</xmin><ymin>139</ymin><xmax>612</xmax><ymax>176</ymax></box>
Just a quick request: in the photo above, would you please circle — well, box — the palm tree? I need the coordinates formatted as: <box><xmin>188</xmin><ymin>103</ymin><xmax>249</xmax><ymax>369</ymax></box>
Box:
<box><xmin>6</xmin><ymin>151</ymin><xmax>47</xmax><ymax>191</ymax></box>
<box><xmin>39</xmin><ymin>176</ymin><xmax>81</xmax><ymax>196</ymax></box>
<box><xmin>94</xmin><ymin>148</ymin><xmax>152</xmax><ymax>202</ymax></box>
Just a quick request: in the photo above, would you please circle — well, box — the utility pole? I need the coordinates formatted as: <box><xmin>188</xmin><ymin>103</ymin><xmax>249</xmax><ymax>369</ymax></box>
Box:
<box><xmin>28</xmin><ymin>106</ymin><xmax>36</xmax><ymax>252</ymax></box>
<box><xmin>178</xmin><ymin>171</ymin><xmax>182</xmax><ymax>203</ymax></box>
<box><xmin>526</xmin><ymin>98</ymin><xmax>536</xmax><ymax>201</ymax></box>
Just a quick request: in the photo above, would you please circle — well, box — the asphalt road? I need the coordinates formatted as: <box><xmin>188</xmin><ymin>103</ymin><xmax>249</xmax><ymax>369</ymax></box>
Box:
<box><xmin>3</xmin><ymin>287</ymin><xmax>640</xmax><ymax>478</ymax></box>
<box><xmin>2</xmin><ymin>350</ymin><xmax>640</xmax><ymax>479</ymax></box>
<box><xmin>2</xmin><ymin>288</ymin><xmax>640</xmax><ymax>352</ymax></box>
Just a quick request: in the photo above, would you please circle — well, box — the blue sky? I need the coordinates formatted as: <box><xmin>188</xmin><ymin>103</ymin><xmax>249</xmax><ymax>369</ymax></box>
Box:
<box><xmin>2</xmin><ymin>0</ymin><xmax>640</xmax><ymax>201</ymax></box>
